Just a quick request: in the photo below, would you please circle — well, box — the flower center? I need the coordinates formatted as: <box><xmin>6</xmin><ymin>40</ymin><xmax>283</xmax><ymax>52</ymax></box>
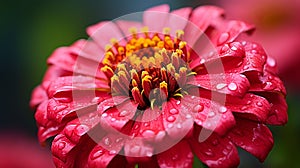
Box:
<box><xmin>101</xmin><ymin>27</ymin><xmax>195</xmax><ymax>109</ymax></box>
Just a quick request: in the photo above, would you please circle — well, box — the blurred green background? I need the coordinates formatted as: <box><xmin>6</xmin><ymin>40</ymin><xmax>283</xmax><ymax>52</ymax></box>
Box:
<box><xmin>0</xmin><ymin>0</ymin><xmax>299</xmax><ymax>167</ymax></box>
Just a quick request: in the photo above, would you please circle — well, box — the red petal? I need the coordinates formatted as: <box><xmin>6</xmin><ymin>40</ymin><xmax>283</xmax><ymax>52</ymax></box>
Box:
<box><xmin>47</xmin><ymin>76</ymin><xmax>109</xmax><ymax>98</ymax></box>
<box><xmin>165</xmin><ymin>7</ymin><xmax>192</xmax><ymax>37</ymax></box>
<box><xmin>143</xmin><ymin>4</ymin><xmax>170</xmax><ymax>33</ymax></box>
<box><xmin>157</xmin><ymin>140</ymin><xmax>193</xmax><ymax>168</ymax></box>
<box><xmin>226</xmin><ymin>93</ymin><xmax>271</xmax><ymax>122</ymax></box>
<box><xmin>228</xmin><ymin>118</ymin><xmax>274</xmax><ymax>162</ymax></box>
<box><xmin>87</xmin><ymin>21</ymin><xmax>126</xmax><ymax>48</ymax></box>
<box><xmin>73</xmin><ymin>39</ymin><xmax>105</xmax><ymax>63</ymax></box>
<box><xmin>184</xmin><ymin>6</ymin><xmax>224</xmax><ymax>47</ymax></box>
<box><xmin>30</xmin><ymin>85</ymin><xmax>48</xmax><ymax>108</ymax></box>
<box><xmin>263</xmin><ymin>93</ymin><xmax>288</xmax><ymax>125</ymax></box>
<box><xmin>181</xmin><ymin>95</ymin><xmax>235</xmax><ymax>135</ymax></box>
<box><xmin>190</xmin><ymin>129</ymin><xmax>239</xmax><ymax>168</ymax></box>
<box><xmin>99</xmin><ymin>100</ymin><xmax>138</xmax><ymax>131</ymax></box>
<box><xmin>188</xmin><ymin>73</ymin><xmax>250</xmax><ymax>97</ymax></box>
<box><xmin>207</xmin><ymin>18</ymin><xmax>255</xmax><ymax>46</ymax></box>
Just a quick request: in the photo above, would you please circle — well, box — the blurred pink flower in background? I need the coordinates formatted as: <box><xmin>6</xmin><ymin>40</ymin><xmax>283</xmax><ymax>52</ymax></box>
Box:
<box><xmin>217</xmin><ymin>0</ymin><xmax>300</xmax><ymax>89</ymax></box>
<box><xmin>0</xmin><ymin>132</ymin><xmax>54</xmax><ymax>168</ymax></box>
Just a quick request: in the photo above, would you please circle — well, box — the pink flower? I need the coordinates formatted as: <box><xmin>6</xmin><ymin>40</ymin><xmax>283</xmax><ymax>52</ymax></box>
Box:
<box><xmin>31</xmin><ymin>5</ymin><xmax>287</xmax><ymax>168</ymax></box>
<box><xmin>0</xmin><ymin>133</ymin><xmax>54</xmax><ymax>168</ymax></box>
<box><xmin>217</xmin><ymin>0</ymin><xmax>300</xmax><ymax>88</ymax></box>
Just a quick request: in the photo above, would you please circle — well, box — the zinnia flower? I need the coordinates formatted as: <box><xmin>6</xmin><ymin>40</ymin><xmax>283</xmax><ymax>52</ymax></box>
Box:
<box><xmin>31</xmin><ymin>5</ymin><xmax>287</xmax><ymax>168</ymax></box>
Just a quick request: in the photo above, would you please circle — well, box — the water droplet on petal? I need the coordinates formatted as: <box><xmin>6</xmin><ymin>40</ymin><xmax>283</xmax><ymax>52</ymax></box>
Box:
<box><xmin>262</xmin><ymin>81</ymin><xmax>275</xmax><ymax>91</ymax></box>
<box><xmin>110</xmin><ymin>118</ymin><xmax>116</xmax><ymax>122</ymax></box>
<box><xmin>167</xmin><ymin>123</ymin><xmax>174</xmax><ymax>128</ymax></box>
<box><xmin>58</xmin><ymin>142</ymin><xmax>66</xmax><ymax>150</ymax></box>
<box><xmin>146</xmin><ymin>151</ymin><xmax>153</xmax><ymax>157</ymax></box>
<box><xmin>172</xmin><ymin>154</ymin><xmax>179</xmax><ymax>160</ymax></box>
<box><xmin>212</xmin><ymin>139</ymin><xmax>219</xmax><ymax>146</ymax></box>
<box><xmin>167</xmin><ymin>116</ymin><xmax>176</xmax><ymax>122</ymax></box>
<box><xmin>134</xmin><ymin>124</ymin><xmax>140</xmax><ymax>130</ymax></box>
<box><xmin>267</xmin><ymin>57</ymin><xmax>276</xmax><ymax>67</ymax></box>
<box><xmin>218</xmin><ymin>32</ymin><xmax>230</xmax><ymax>45</ymax></box>
<box><xmin>216</xmin><ymin>83</ymin><xmax>227</xmax><ymax>90</ymax></box>
<box><xmin>193</xmin><ymin>104</ymin><xmax>204</xmax><ymax>112</ymax></box>
<box><xmin>222</xmin><ymin>149</ymin><xmax>229</xmax><ymax>155</ymax></box>
<box><xmin>155</xmin><ymin>131</ymin><xmax>166</xmax><ymax>141</ymax></box>
<box><xmin>176</xmin><ymin>100</ymin><xmax>181</xmax><ymax>105</ymax></box>
<box><xmin>92</xmin><ymin>97</ymin><xmax>101</xmax><ymax>103</ymax></box>
<box><xmin>176</xmin><ymin>123</ymin><xmax>182</xmax><ymax>129</ymax></box>
<box><xmin>240</xmin><ymin>106</ymin><xmax>248</xmax><ymax>111</ymax></box>
<box><xmin>142</xmin><ymin>130</ymin><xmax>155</xmax><ymax>138</ymax></box>
<box><xmin>218</xmin><ymin>106</ymin><xmax>227</xmax><ymax>113</ymax></box>
<box><xmin>119</xmin><ymin>110</ymin><xmax>130</xmax><ymax>117</ymax></box>
<box><xmin>204</xmin><ymin>149</ymin><xmax>214</xmax><ymax>156</ymax></box>
<box><xmin>185</xmin><ymin>114</ymin><xmax>192</xmax><ymax>119</ymax></box>
<box><xmin>115</xmin><ymin>138</ymin><xmax>123</xmax><ymax>143</ymax></box>
<box><xmin>208</xmin><ymin>111</ymin><xmax>215</xmax><ymax>117</ymax></box>
<box><xmin>256</xmin><ymin>102</ymin><xmax>263</xmax><ymax>107</ymax></box>
<box><xmin>109</xmin><ymin>150</ymin><xmax>117</xmax><ymax>155</ymax></box>
<box><xmin>144</xmin><ymin>122</ymin><xmax>149</xmax><ymax>127</ymax></box>
<box><xmin>200</xmin><ymin>58</ymin><xmax>205</xmax><ymax>64</ymax></box>
<box><xmin>130</xmin><ymin>146</ymin><xmax>141</xmax><ymax>154</ymax></box>
<box><xmin>169</xmin><ymin>108</ymin><xmax>179</xmax><ymax>114</ymax></box>
<box><xmin>246</xmin><ymin>100</ymin><xmax>252</xmax><ymax>105</ymax></box>
<box><xmin>228</xmin><ymin>83</ymin><xmax>237</xmax><ymax>91</ymax></box>
<box><xmin>92</xmin><ymin>150</ymin><xmax>104</xmax><ymax>160</ymax></box>
<box><xmin>101</xmin><ymin>113</ymin><xmax>108</xmax><ymax>118</ymax></box>
<box><xmin>187</xmin><ymin>152</ymin><xmax>193</xmax><ymax>159</ymax></box>
<box><xmin>75</xmin><ymin>125</ymin><xmax>89</xmax><ymax>136</ymax></box>
<box><xmin>103</xmin><ymin>137</ymin><xmax>112</xmax><ymax>146</ymax></box>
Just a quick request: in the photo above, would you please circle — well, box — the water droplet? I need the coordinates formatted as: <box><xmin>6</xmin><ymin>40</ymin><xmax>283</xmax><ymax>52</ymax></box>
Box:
<box><xmin>169</xmin><ymin>108</ymin><xmax>179</xmax><ymax>114</ymax></box>
<box><xmin>58</xmin><ymin>142</ymin><xmax>66</xmax><ymax>150</ymax></box>
<box><xmin>146</xmin><ymin>151</ymin><xmax>153</xmax><ymax>157</ymax></box>
<box><xmin>115</xmin><ymin>138</ymin><xmax>123</xmax><ymax>143</ymax></box>
<box><xmin>268</xmin><ymin>75</ymin><xmax>274</xmax><ymax>80</ymax></box>
<box><xmin>267</xmin><ymin>57</ymin><xmax>276</xmax><ymax>67</ymax></box>
<box><xmin>75</xmin><ymin>125</ymin><xmax>89</xmax><ymax>136</ymax></box>
<box><xmin>240</xmin><ymin>106</ymin><xmax>248</xmax><ymax>111</ymax></box>
<box><xmin>228</xmin><ymin>83</ymin><xmax>237</xmax><ymax>91</ymax></box>
<box><xmin>110</xmin><ymin>118</ymin><xmax>116</xmax><ymax>122</ymax></box>
<box><xmin>251</xmin><ymin>50</ymin><xmax>257</xmax><ymax>54</ymax></box>
<box><xmin>242</xmin><ymin>41</ymin><xmax>247</xmax><ymax>46</ymax></box>
<box><xmin>92</xmin><ymin>97</ymin><xmax>101</xmax><ymax>103</ymax></box>
<box><xmin>200</xmin><ymin>58</ymin><xmax>205</xmax><ymax>64</ymax></box>
<box><xmin>187</xmin><ymin>152</ymin><xmax>193</xmax><ymax>159</ymax></box>
<box><xmin>218</xmin><ymin>106</ymin><xmax>227</xmax><ymax>113</ymax></box>
<box><xmin>193</xmin><ymin>104</ymin><xmax>204</xmax><ymax>112</ymax></box>
<box><xmin>212</xmin><ymin>139</ymin><xmax>219</xmax><ymax>146</ymax></box>
<box><xmin>256</xmin><ymin>102</ymin><xmax>263</xmax><ymax>107</ymax></box>
<box><xmin>167</xmin><ymin>116</ymin><xmax>176</xmax><ymax>122</ymax></box>
<box><xmin>134</xmin><ymin>124</ymin><xmax>140</xmax><ymax>130</ymax></box>
<box><xmin>222</xmin><ymin>149</ymin><xmax>229</xmax><ymax>155</ymax></box>
<box><xmin>109</xmin><ymin>150</ymin><xmax>117</xmax><ymax>155</ymax></box>
<box><xmin>176</xmin><ymin>100</ymin><xmax>181</xmax><ymax>105</ymax></box>
<box><xmin>176</xmin><ymin>123</ymin><xmax>182</xmax><ymax>129</ymax></box>
<box><xmin>216</xmin><ymin>83</ymin><xmax>227</xmax><ymax>90</ymax></box>
<box><xmin>101</xmin><ymin>113</ymin><xmax>108</xmax><ymax>118</ymax></box>
<box><xmin>144</xmin><ymin>122</ymin><xmax>150</xmax><ymax>127</ymax></box>
<box><xmin>155</xmin><ymin>131</ymin><xmax>166</xmax><ymax>141</ymax></box>
<box><xmin>231</xmin><ymin>46</ymin><xmax>238</xmax><ymax>51</ymax></box>
<box><xmin>172</xmin><ymin>154</ymin><xmax>179</xmax><ymax>160</ymax></box>
<box><xmin>218</xmin><ymin>32</ymin><xmax>230</xmax><ymax>45</ymax></box>
<box><xmin>185</xmin><ymin>114</ymin><xmax>192</xmax><ymax>119</ymax></box>
<box><xmin>142</xmin><ymin>130</ymin><xmax>155</xmax><ymax>138</ymax></box>
<box><xmin>103</xmin><ymin>137</ymin><xmax>112</xmax><ymax>146</ymax></box>
<box><xmin>204</xmin><ymin>122</ymin><xmax>212</xmax><ymax>128</ymax></box>
<box><xmin>204</xmin><ymin>149</ymin><xmax>214</xmax><ymax>156</ymax></box>
<box><xmin>262</xmin><ymin>81</ymin><xmax>275</xmax><ymax>91</ymax></box>
<box><xmin>92</xmin><ymin>150</ymin><xmax>104</xmax><ymax>159</ymax></box>
<box><xmin>191</xmin><ymin>96</ymin><xmax>195</xmax><ymax>99</ymax></box>
<box><xmin>119</xmin><ymin>110</ymin><xmax>130</xmax><ymax>117</ymax></box>
<box><xmin>246</xmin><ymin>100</ymin><xmax>252</xmax><ymax>105</ymax></box>
<box><xmin>208</xmin><ymin>111</ymin><xmax>215</xmax><ymax>117</ymax></box>
<box><xmin>167</xmin><ymin>123</ymin><xmax>174</xmax><ymax>128</ymax></box>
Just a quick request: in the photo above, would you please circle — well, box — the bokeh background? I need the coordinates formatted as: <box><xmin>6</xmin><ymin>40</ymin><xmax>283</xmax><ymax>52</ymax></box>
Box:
<box><xmin>1</xmin><ymin>0</ymin><xmax>299</xmax><ymax>167</ymax></box>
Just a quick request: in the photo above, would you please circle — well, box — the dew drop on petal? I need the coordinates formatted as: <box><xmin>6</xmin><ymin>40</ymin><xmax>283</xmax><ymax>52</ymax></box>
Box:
<box><xmin>119</xmin><ymin>110</ymin><xmax>130</xmax><ymax>117</ymax></box>
<box><xmin>92</xmin><ymin>150</ymin><xmax>104</xmax><ymax>160</ymax></box>
<box><xmin>146</xmin><ymin>151</ymin><xmax>153</xmax><ymax>157</ymax></box>
<box><xmin>216</xmin><ymin>83</ymin><xmax>227</xmax><ymax>90</ymax></box>
<box><xmin>115</xmin><ymin>138</ymin><xmax>123</xmax><ymax>143</ymax></box>
<box><xmin>167</xmin><ymin>123</ymin><xmax>174</xmax><ymax>128</ymax></box>
<box><xmin>130</xmin><ymin>146</ymin><xmax>141</xmax><ymax>154</ymax></box>
<box><xmin>176</xmin><ymin>100</ymin><xmax>181</xmax><ymax>105</ymax></box>
<box><xmin>109</xmin><ymin>150</ymin><xmax>117</xmax><ymax>155</ymax></box>
<box><xmin>185</xmin><ymin>114</ymin><xmax>192</xmax><ymax>119</ymax></box>
<box><xmin>218</xmin><ymin>32</ymin><xmax>230</xmax><ymax>45</ymax></box>
<box><xmin>240</xmin><ymin>106</ymin><xmax>248</xmax><ymax>111</ymax></box>
<box><xmin>228</xmin><ymin>82</ymin><xmax>237</xmax><ymax>91</ymax></box>
<box><xmin>208</xmin><ymin>111</ymin><xmax>215</xmax><ymax>117</ymax></box>
<box><xmin>246</xmin><ymin>100</ymin><xmax>252</xmax><ymax>105</ymax></box>
<box><xmin>58</xmin><ymin>142</ymin><xmax>66</xmax><ymax>150</ymax></box>
<box><xmin>204</xmin><ymin>149</ymin><xmax>214</xmax><ymax>156</ymax></box>
<box><xmin>256</xmin><ymin>102</ymin><xmax>263</xmax><ymax>107</ymax></box>
<box><xmin>172</xmin><ymin>154</ymin><xmax>179</xmax><ymax>160</ymax></box>
<box><xmin>92</xmin><ymin>97</ymin><xmax>101</xmax><ymax>103</ymax></box>
<box><xmin>142</xmin><ymin>130</ymin><xmax>155</xmax><ymax>138</ymax></box>
<box><xmin>169</xmin><ymin>108</ymin><xmax>179</xmax><ymax>114</ymax></box>
<box><xmin>267</xmin><ymin>57</ymin><xmax>276</xmax><ymax>67</ymax></box>
<box><xmin>155</xmin><ymin>131</ymin><xmax>166</xmax><ymax>141</ymax></box>
<box><xmin>212</xmin><ymin>139</ymin><xmax>219</xmax><ymax>146</ymax></box>
<box><xmin>218</xmin><ymin>106</ymin><xmax>227</xmax><ymax>113</ymax></box>
<box><xmin>110</xmin><ymin>118</ymin><xmax>116</xmax><ymax>122</ymax></box>
<box><xmin>167</xmin><ymin>116</ymin><xmax>176</xmax><ymax>122</ymax></box>
<box><xmin>222</xmin><ymin>149</ymin><xmax>229</xmax><ymax>155</ymax></box>
<box><xmin>103</xmin><ymin>137</ymin><xmax>112</xmax><ymax>146</ymax></box>
<box><xmin>176</xmin><ymin>123</ymin><xmax>182</xmax><ymax>129</ymax></box>
<box><xmin>101</xmin><ymin>113</ymin><xmax>108</xmax><ymax>118</ymax></box>
<box><xmin>193</xmin><ymin>104</ymin><xmax>204</xmax><ymax>112</ymax></box>
<box><xmin>200</xmin><ymin>58</ymin><xmax>205</xmax><ymax>64</ymax></box>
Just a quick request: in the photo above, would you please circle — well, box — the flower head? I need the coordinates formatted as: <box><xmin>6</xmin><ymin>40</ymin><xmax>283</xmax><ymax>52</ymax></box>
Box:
<box><xmin>31</xmin><ymin>5</ymin><xmax>287</xmax><ymax>168</ymax></box>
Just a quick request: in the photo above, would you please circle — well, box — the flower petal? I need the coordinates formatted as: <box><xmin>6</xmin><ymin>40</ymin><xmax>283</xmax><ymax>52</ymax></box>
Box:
<box><xmin>188</xmin><ymin>73</ymin><xmax>250</xmax><ymax>97</ymax></box>
<box><xmin>87</xmin><ymin>21</ymin><xmax>126</xmax><ymax>48</ymax></box>
<box><xmin>157</xmin><ymin>140</ymin><xmax>193</xmax><ymax>168</ymax></box>
<box><xmin>115</xmin><ymin>20</ymin><xmax>143</xmax><ymax>38</ymax></box>
<box><xmin>228</xmin><ymin>118</ymin><xmax>274</xmax><ymax>162</ymax></box>
<box><xmin>190</xmin><ymin>128</ymin><xmax>239</xmax><ymax>168</ymax></box>
<box><xmin>226</xmin><ymin>93</ymin><xmax>271</xmax><ymax>122</ymax></box>
<box><xmin>181</xmin><ymin>94</ymin><xmax>235</xmax><ymax>135</ymax></box>
<box><xmin>166</xmin><ymin>7</ymin><xmax>192</xmax><ymax>37</ymax></box>
<box><xmin>143</xmin><ymin>4</ymin><xmax>170</xmax><ymax>33</ymax></box>
<box><xmin>30</xmin><ymin>85</ymin><xmax>48</xmax><ymax>108</ymax></box>
<box><xmin>184</xmin><ymin>6</ymin><xmax>224</xmax><ymax>46</ymax></box>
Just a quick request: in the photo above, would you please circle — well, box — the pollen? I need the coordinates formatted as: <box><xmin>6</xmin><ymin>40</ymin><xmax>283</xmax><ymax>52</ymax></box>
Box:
<box><xmin>101</xmin><ymin>27</ymin><xmax>195</xmax><ymax>109</ymax></box>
